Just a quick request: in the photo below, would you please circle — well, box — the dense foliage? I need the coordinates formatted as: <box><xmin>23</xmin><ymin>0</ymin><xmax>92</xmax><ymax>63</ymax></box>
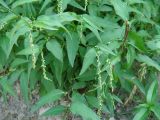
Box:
<box><xmin>0</xmin><ymin>0</ymin><xmax>160</xmax><ymax>119</ymax></box>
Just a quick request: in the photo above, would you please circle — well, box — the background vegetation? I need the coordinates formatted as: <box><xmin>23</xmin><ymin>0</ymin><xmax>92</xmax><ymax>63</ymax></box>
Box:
<box><xmin>0</xmin><ymin>0</ymin><xmax>160</xmax><ymax>119</ymax></box>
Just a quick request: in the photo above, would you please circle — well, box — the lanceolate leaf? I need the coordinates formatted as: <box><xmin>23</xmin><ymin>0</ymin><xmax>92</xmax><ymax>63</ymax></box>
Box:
<box><xmin>17</xmin><ymin>45</ymin><xmax>39</xmax><ymax>55</ymax></box>
<box><xmin>46</xmin><ymin>40</ymin><xmax>63</xmax><ymax>62</ymax></box>
<box><xmin>0</xmin><ymin>0</ymin><xmax>9</xmax><ymax>9</ymax></box>
<box><xmin>78</xmin><ymin>69</ymin><xmax>96</xmax><ymax>81</ymax></box>
<box><xmin>0</xmin><ymin>13</ymin><xmax>17</xmax><ymax>25</ymax></box>
<box><xmin>133</xmin><ymin>107</ymin><xmax>149</xmax><ymax>120</ymax></box>
<box><xmin>20</xmin><ymin>72</ymin><xmax>29</xmax><ymax>104</ymax></box>
<box><xmin>42</xmin><ymin>105</ymin><xmax>66</xmax><ymax>116</ymax></box>
<box><xmin>151</xmin><ymin>104</ymin><xmax>160</xmax><ymax>119</ymax></box>
<box><xmin>33</xmin><ymin>12</ymin><xmax>77</xmax><ymax>30</ymax></box>
<box><xmin>11</xmin><ymin>58</ymin><xmax>28</xmax><ymax>68</ymax></box>
<box><xmin>129</xmin><ymin>31</ymin><xmax>147</xmax><ymax>52</ymax></box>
<box><xmin>80</xmin><ymin>48</ymin><xmax>96</xmax><ymax>75</ymax></box>
<box><xmin>52</xmin><ymin>58</ymin><xmax>63</xmax><ymax>86</ymax></box>
<box><xmin>132</xmin><ymin>79</ymin><xmax>146</xmax><ymax>95</ymax></box>
<box><xmin>97</xmin><ymin>44</ymin><xmax>116</xmax><ymax>56</ymax></box>
<box><xmin>39</xmin><ymin>0</ymin><xmax>51</xmax><ymax>13</ymax></box>
<box><xmin>146</xmin><ymin>35</ymin><xmax>160</xmax><ymax>50</ymax></box>
<box><xmin>110</xmin><ymin>0</ymin><xmax>129</xmax><ymax>20</ymax></box>
<box><xmin>83</xmin><ymin>15</ymin><xmax>103</xmax><ymax>32</ymax></box>
<box><xmin>146</xmin><ymin>80</ymin><xmax>158</xmax><ymax>103</ymax></box>
<box><xmin>83</xmin><ymin>15</ymin><xmax>103</xmax><ymax>42</ymax></box>
<box><xmin>31</xmin><ymin>89</ymin><xmax>64</xmax><ymax>112</ymax></box>
<box><xmin>70</xmin><ymin>101</ymin><xmax>100</xmax><ymax>120</ymax></box>
<box><xmin>126</xmin><ymin>46</ymin><xmax>136</xmax><ymax>68</ymax></box>
<box><xmin>0</xmin><ymin>77</ymin><xmax>16</xmax><ymax>97</ymax></box>
<box><xmin>69</xmin><ymin>0</ymin><xmax>84</xmax><ymax>10</ymax></box>
<box><xmin>86</xmin><ymin>95</ymin><xmax>99</xmax><ymax>108</ymax></box>
<box><xmin>85</xmin><ymin>24</ymin><xmax>102</xmax><ymax>42</ymax></box>
<box><xmin>7</xmin><ymin>18</ymin><xmax>31</xmax><ymax>58</ymax></box>
<box><xmin>62</xmin><ymin>0</ymin><xmax>72</xmax><ymax>11</ymax></box>
<box><xmin>66</xmin><ymin>32</ymin><xmax>79</xmax><ymax>67</ymax></box>
<box><xmin>136</xmin><ymin>54</ymin><xmax>160</xmax><ymax>71</ymax></box>
<box><xmin>11</xmin><ymin>0</ymin><xmax>38</xmax><ymax>9</ymax></box>
<box><xmin>128</xmin><ymin>0</ymin><xmax>145</xmax><ymax>4</ymax></box>
<box><xmin>0</xmin><ymin>36</ymin><xmax>10</xmax><ymax>58</ymax></box>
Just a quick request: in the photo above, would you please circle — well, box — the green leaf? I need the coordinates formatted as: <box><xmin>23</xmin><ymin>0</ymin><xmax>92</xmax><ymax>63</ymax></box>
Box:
<box><xmin>114</xmin><ymin>66</ymin><xmax>131</xmax><ymax>92</ymax></box>
<box><xmin>132</xmin><ymin>79</ymin><xmax>146</xmax><ymax>95</ymax></box>
<box><xmin>83</xmin><ymin>15</ymin><xmax>103</xmax><ymax>32</ymax></box>
<box><xmin>33</xmin><ymin>20</ymin><xmax>61</xmax><ymax>30</ymax></box>
<box><xmin>11</xmin><ymin>58</ymin><xmax>28</xmax><ymax>68</ymax></box>
<box><xmin>46</xmin><ymin>40</ymin><xmax>63</xmax><ymax>62</ymax></box>
<box><xmin>128</xmin><ymin>0</ymin><xmax>145</xmax><ymax>4</ymax></box>
<box><xmin>0</xmin><ymin>36</ymin><xmax>10</xmax><ymax>58</ymax></box>
<box><xmin>66</xmin><ymin>32</ymin><xmax>79</xmax><ymax>67</ymax></box>
<box><xmin>70</xmin><ymin>101</ymin><xmax>100</xmax><ymax>120</ymax></box>
<box><xmin>32</xmin><ymin>21</ymin><xmax>58</xmax><ymax>31</ymax></box>
<box><xmin>0</xmin><ymin>0</ymin><xmax>10</xmax><ymax>9</ymax></box>
<box><xmin>72</xmin><ymin>82</ymin><xmax>86</xmax><ymax>89</ymax></box>
<box><xmin>42</xmin><ymin>105</ymin><xmax>66</xmax><ymax>116</ymax></box>
<box><xmin>104</xmin><ymin>92</ymin><xmax>114</xmax><ymax>115</ymax></box>
<box><xmin>52</xmin><ymin>58</ymin><xmax>63</xmax><ymax>86</ymax></box>
<box><xmin>126</xmin><ymin>46</ymin><xmax>136</xmax><ymax>68</ymax></box>
<box><xmin>0</xmin><ymin>13</ymin><xmax>17</xmax><ymax>25</ymax></box>
<box><xmin>12</xmin><ymin>0</ymin><xmax>38</xmax><ymax>9</ymax></box>
<box><xmin>85</xmin><ymin>24</ymin><xmax>102</xmax><ymax>42</ymax></box>
<box><xmin>146</xmin><ymin>80</ymin><xmax>158</xmax><ymax>103</ymax></box>
<box><xmin>31</xmin><ymin>89</ymin><xmax>64</xmax><ymax>112</ymax></box>
<box><xmin>78</xmin><ymin>69</ymin><xmax>96</xmax><ymax>81</ymax></box>
<box><xmin>86</xmin><ymin>95</ymin><xmax>99</xmax><ymax>108</ymax></box>
<box><xmin>33</xmin><ymin>12</ymin><xmax>77</xmax><ymax>30</ymax></box>
<box><xmin>129</xmin><ymin>31</ymin><xmax>147</xmax><ymax>52</ymax></box>
<box><xmin>147</xmin><ymin>40</ymin><xmax>160</xmax><ymax>50</ymax></box>
<box><xmin>69</xmin><ymin>0</ymin><xmax>84</xmax><ymax>10</ymax></box>
<box><xmin>17</xmin><ymin>45</ymin><xmax>39</xmax><ymax>55</ymax></box>
<box><xmin>133</xmin><ymin>107</ymin><xmax>149</xmax><ymax>120</ymax></box>
<box><xmin>29</xmin><ymin>70</ymin><xmax>40</xmax><ymax>90</ymax></box>
<box><xmin>71</xmin><ymin>92</ymin><xmax>86</xmax><ymax>103</ymax></box>
<box><xmin>20</xmin><ymin>72</ymin><xmax>29</xmax><ymax>104</ymax></box>
<box><xmin>97</xmin><ymin>44</ymin><xmax>116</xmax><ymax>56</ymax></box>
<box><xmin>39</xmin><ymin>0</ymin><xmax>51</xmax><ymax>13</ymax></box>
<box><xmin>146</xmin><ymin>35</ymin><xmax>160</xmax><ymax>50</ymax></box>
<box><xmin>112</xmin><ymin>95</ymin><xmax>123</xmax><ymax>104</ymax></box>
<box><xmin>8</xmin><ymin>69</ymin><xmax>23</xmax><ymax>84</ymax></box>
<box><xmin>136</xmin><ymin>54</ymin><xmax>160</xmax><ymax>71</ymax></box>
<box><xmin>80</xmin><ymin>48</ymin><xmax>96</xmax><ymax>75</ymax></box>
<box><xmin>41</xmin><ymin>73</ymin><xmax>55</xmax><ymax>92</ymax></box>
<box><xmin>110</xmin><ymin>0</ymin><xmax>129</xmax><ymax>20</ymax></box>
<box><xmin>151</xmin><ymin>104</ymin><xmax>160</xmax><ymax>119</ymax></box>
<box><xmin>83</xmin><ymin>15</ymin><xmax>103</xmax><ymax>42</ymax></box>
<box><xmin>7</xmin><ymin>18</ymin><xmax>31</xmax><ymax>58</ymax></box>
<box><xmin>0</xmin><ymin>76</ymin><xmax>16</xmax><ymax>97</ymax></box>
<box><xmin>62</xmin><ymin>0</ymin><xmax>72</xmax><ymax>11</ymax></box>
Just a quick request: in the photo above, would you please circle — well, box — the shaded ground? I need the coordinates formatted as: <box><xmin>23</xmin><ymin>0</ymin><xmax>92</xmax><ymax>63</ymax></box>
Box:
<box><xmin>0</xmin><ymin>81</ymin><xmax>82</xmax><ymax>120</ymax></box>
<box><xmin>0</xmin><ymin>97</ymin><xmax>81</xmax><ymax>120</ymax></box>
<box><xmin>0</xmin><ymin>97</ymin><xmax>38</xmax><ymax>120</ymax></box>
<box><xmin>0</xmin><ymin>96</ymin><xmax>128</xmax><ymax>120</ymax></box>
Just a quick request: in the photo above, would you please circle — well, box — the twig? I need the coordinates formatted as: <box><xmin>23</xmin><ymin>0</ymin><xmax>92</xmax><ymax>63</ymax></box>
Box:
<box><xmin>124</xmin><ymin>65</ymin><xmax>146</xmax><ymax>106</ymax></box>
<box><xmin>120</xmin><ymin>21</ymin><xmax>130</xmax><ymax>51</ymax></box>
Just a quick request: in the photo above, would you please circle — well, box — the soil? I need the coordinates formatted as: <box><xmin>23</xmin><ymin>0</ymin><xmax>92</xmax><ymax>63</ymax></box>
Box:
<box><xmin>0</xmin><ymin>96</ymin><xmax>82</xmax><ymax>120</ymax></box>
<box><xmin>0</xmin><ymin>83</ymin><xmax>132</xmax><ymax>120</ymax></box>
<box><xmin>0</xmin><ymin>81</ymin><xmax>82</xmax><ymax>120</ymax></box>
<box><xmin>0</xmin><ymin>94</ymin><xmax>130</xmax><ymax>120</ymax></box>
<box><xmin>0</xmin><ymin>97</ymin><xmax>38</xmax><ymax>120</ymax></box>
